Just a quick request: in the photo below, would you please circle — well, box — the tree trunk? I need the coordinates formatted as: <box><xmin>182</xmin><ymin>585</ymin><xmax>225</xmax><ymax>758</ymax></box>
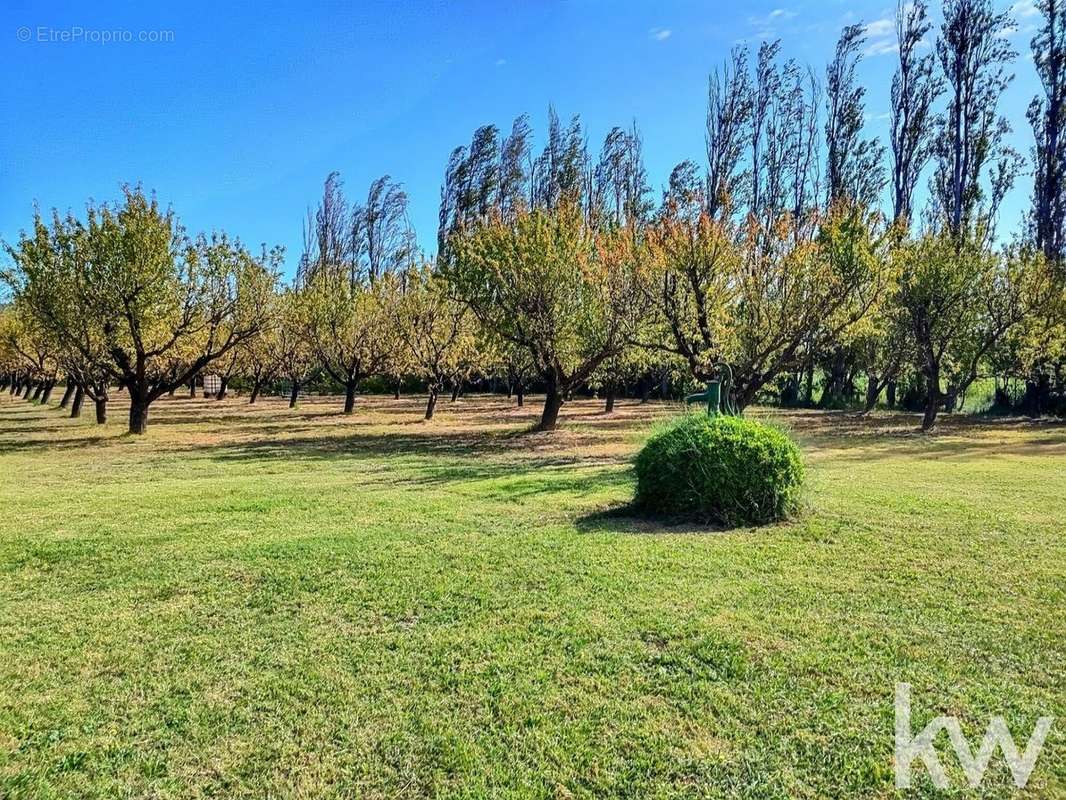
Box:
<box><xmin>249</xmin><ymin>380</ymin><xmax>261</xmax><ymax>404</ymax></box>
<box><xmin>189</xmin><ymin>381</ymin><xmax>197</xmax><ymax>398</ymax></box>
<box><xmin>886</xmin><ymin>380</ymin><xmax>897</xmax><ymax>408</ymax></box>
<box><xmin>128</xmin><ymin>399</ymin><xmax>149</xmax><ymax>435</ymax></box>
<box><xmin>943</xmin><ymin>388</ymin><xmax>958</xmax><ymax>414</ymax></box>
<box><xmin>343</xmin><ymin>380</ymin><xmax>357</xmax><ymax>414</ymax></box>
<box><xmin>604</xmin><ymin>385</ymin><xmax>616</xmax><ymax>414</ymax></box>
<box><xmin>516</xmin><ymin>383</ymin><xmax>524</xmax><ymax>407</ymax></box>
<box><xmin>1022</xmin><ymin>372</ymin><xmax>1052</xmax><ymax>418</ymax></box>
<box><xmin>536</xmin><ymin>372</ymin><xmax>565</xmax><ymax>431</ymax></box>
<box><xmin>40</xmin><ymin>381</ymin><xmax>55</xmax><ymax>404</ymax></box>
<box><xmin>863</xmin><ymin>376</ymin><xmax>881</xmax><ymax>413</ymax></box>
<box><xmin>94</xmin><ymin>397</ymin><xmax>108</xmax><ymax>425</ymax></box>
<box><xmin>30</xmin><ymin>383</ymin><xmax>43</xmax><ymax>402</ymax></box>
<box><xmin>289</xmin><ymin>382</ymin><xmax>299</xmax><ymax>408</ymax></box>
<box><xmin>59</xmin><ymin>382</ymin><xmax>76</xmax><ymax>409</ymax></box>
<box><xmin>70</xmin><ymin>386</ymin><xmax>85</xmax><ymax>418</ymax></box>
<box><xmin>451</xmin><ymin>382</ymin><xmax>461</xmax><ymax>402</ymax></box>
<box><xmin>921</xmin><ymin>363</ymin><xmax>939</xmax><ymax>432</ymax></box>
<box><xmin>425</xmin><ymin>388</ymin><xmax>439</xmax><ymax>420</ymax></box>
<box><xmin>820</xmin><ymin>350</ymin><xmax>847</xmax><ymax>408</ymax></box>
<box><xmin>393</xmin><ymin>379</ymin><xmax>401</xmax><ymax>400</ymax></box>
<box><xmin>216</xmin><ymin>377</ymin><xmax>229</xmax><ymax>400</ymax></box>
<box><xmin>803</xmin><ymin>362</ymin><xmax>815</xmax><ymax>406</ymax></box>
<box><xmin>169</xmin><ymin>386</ymin><xmax>177</xmax><ymax>397</ymax></box>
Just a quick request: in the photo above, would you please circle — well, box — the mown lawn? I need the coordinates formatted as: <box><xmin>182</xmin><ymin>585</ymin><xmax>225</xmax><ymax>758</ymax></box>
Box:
<box><xmin>0</xmin><ymin>391</ymin><xmax>1063</xmax><ymax>799</ymax></box>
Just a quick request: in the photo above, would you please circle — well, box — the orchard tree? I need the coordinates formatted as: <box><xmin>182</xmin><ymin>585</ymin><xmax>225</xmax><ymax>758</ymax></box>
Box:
<box><xmin>735</xmin><ymin>205</ymin><xmax>892</xmax><ymax>409</ymax></box>
<box><xmin>212</xmin><ymin>343</ymin><xmax>241</xmax><ymax>400</ymax></box>
<box><xmin>854</xmin><ymin>295</ymin><xmax>913</xmax><ymax>412</ymax></box>
<box><xmin>271</xmin><ymin>288</ymin><xmax>317</xmax><ymax>408</ymax></box>
<box><xmin>813</xmin><ymin>207</ymin><xmax>901</xmax><ymax>409</ymax></box>
<box><xmin>0</xmin><ymin>308</ymin><xmax>30</xmax><ymax>397</ymax></box>
<box><xmin>85</xmin><ymin>188</ymin><xmax>279</xmax><ymax>433</ymax></box>
<box><xmin>898</xmin><ymin>230</ymin><xmax>1036</xmax><ymax>429</ymax></box>
<box><xmin>5</xmin><ymin>210</ymin><xmax>120</xmax><ymax>422</ymax></box>
<box><xmin>0</xmin><ymin>299</ymin><xmax>58</xmax><ymax>404</ymax></box>
<box><xmin>388</xmin><ymin>264</ymin><xmax>480</xmax><ymax>420</ymax></box>
<box><xmin>302</xmin><ymin>172</ymin><xmax>409</xmax><ymax>412</ymax></box>
<box><xmin>446</xmin><ymin>205</ymin><xmax>648</xmax><ymax>430</ymax></box>
<box><xmin>589</xmin><ymin>344</ymin><xmax>654</xmax><ymax>413</ymax></box>
<box><xmin>304</xmin><ymin>271</ymin><xmax>389</xmax><ymax>413</ymax></box>
<box><xmin>485</xmin><ymin>339</ymin><xmax>537</xmax><ymax>407</ymax></box>
<box><xmin>646</xmin><ymin>196</ymin><xmax>893</xmax><ymax>410</ymax></box>
<box><xmin>0</xmin><ymin>310</ymin><xmax>19</xmax><ymax>394</ymax></box>
<box><xmin>239</xmin><ymin>310</ymin><xmax>281</xmax><ymax>404</ymax></box>
<box><xmin>640</xmin><ymin>180</ymin><xmax>740</xmax><ymax>388</ymax></box>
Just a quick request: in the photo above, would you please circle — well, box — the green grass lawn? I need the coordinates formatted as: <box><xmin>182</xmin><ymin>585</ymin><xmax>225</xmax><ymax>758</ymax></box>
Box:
<box><xmin>0</xmin><ymin>392</ymin><xmax>1063</xmax><ymax>798</ymax></box>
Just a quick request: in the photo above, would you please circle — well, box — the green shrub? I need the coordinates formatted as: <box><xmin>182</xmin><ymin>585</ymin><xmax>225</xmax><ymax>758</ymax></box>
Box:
<box><xmin>634</xmin><ymin>413</ymin><xmax>804</xmax><ymax>526</ymax></box>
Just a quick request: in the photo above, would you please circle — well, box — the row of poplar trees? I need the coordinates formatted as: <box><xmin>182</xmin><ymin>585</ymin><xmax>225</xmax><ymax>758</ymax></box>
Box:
<box><xmin>3</xmin><ymin>0</ymin><xmax>1065</xmax><ymax>435</ymax></box>
<box><xmin>437</xmin><ymin>0</ymin><xmax>1066</xmax><ymax>430</ymax></box>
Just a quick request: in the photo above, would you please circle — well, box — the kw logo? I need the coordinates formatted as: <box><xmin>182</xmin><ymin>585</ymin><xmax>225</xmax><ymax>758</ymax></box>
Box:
<box><xmin>894</xmin><ymin>683</ymin><xmax>1054</xmax><ymax>790</ymax></box>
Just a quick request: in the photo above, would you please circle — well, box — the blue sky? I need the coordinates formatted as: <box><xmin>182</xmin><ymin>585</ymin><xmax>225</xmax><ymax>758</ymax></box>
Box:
<box><xmin>2</xmin><ymin>0</ymin><xmax>1046</xmax><ymax>277</ymax></box>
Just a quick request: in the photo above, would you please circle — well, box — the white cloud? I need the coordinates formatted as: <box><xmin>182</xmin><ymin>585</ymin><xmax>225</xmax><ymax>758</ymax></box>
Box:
<box><xmin>866</xmin><ymin>38</ymin><xmax>899</xmax><ymax>57</ymax></box>
<box><xmin>1003</xmin><ymin>0</ymin><xmax>1041</xmax><ymax>37</ymax></box>
<box><xmin>863</xmin><ymin>15</ymin><xmax>897</xmax><ymax>57</ymax></box>
<box><xmin>747</xmin><ymin>8</ymin><xmax>797</xmax><ymax>28</ymax></box>
<box><xmin>1011</xmin><ymin>0</ymin><xmax>1040</xmax><ymax>18</ymax></box>
<box><xmin>865</xmin><ymin>17</ymin><xmax>894</xmax><ymax>37</ymax></box>
<box><xmin>649</xmin><ymin>27</ymin><xmax>672</xmax><ymax>41</ymax></box>
<box><xmin>495</xmin><ymin>58</ymin><xmax>507</xmax><ymax>66</ymax></box>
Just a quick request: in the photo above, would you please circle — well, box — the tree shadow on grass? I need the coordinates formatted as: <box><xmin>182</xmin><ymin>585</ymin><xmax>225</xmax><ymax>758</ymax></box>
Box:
<box><xmin>777</xmin><ymin>409</ymin><xmax>1066</xmax><ymax>463</ymax></box>
<box><xmin>0</xmin><ymin>433</ymin><xmax>118</xmax><ymax>455</ymax></box>
<box><xmin>206</xmin><ymin>428</ymin><xmax>633</xmax><ymax>493</ymax></box>
<box><xmin>0</xmin><ymin>410</ymin><xmax>58</xmax><ymax>423</ymax></box>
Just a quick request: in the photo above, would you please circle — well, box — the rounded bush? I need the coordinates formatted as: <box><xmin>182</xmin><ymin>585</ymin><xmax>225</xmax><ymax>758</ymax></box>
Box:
<box><xmin>634</xmin><ymin>413</ymin><xmax>804</xmax><ymax>526</ymax></box>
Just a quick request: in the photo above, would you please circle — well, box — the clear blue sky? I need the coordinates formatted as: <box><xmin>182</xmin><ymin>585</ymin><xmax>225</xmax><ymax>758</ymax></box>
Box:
<box><xmin>2</xmin><ymin>0</ymin><xmax>1045</xmax><ymax>277</ymax></box>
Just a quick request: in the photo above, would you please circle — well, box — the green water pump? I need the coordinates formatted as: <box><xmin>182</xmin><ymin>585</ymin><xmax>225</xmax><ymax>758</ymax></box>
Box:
<box><xmin>684</xmin><ymin>363</ymin><xmax>737</xmax><ymax>417</ymax></box>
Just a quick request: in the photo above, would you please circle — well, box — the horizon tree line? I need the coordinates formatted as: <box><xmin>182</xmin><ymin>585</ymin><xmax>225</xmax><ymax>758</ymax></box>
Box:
<box><xmin>2</xmin><ymin>0</ymin><xmax>1064</xmax><ymax>434</ymax></box>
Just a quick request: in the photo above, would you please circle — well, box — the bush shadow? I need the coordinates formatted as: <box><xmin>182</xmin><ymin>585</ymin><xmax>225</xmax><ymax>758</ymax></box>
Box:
<box><xmin>574</xmin><ymin>503</ymin><xmax>738</xmax><ymax>536</ymax></box>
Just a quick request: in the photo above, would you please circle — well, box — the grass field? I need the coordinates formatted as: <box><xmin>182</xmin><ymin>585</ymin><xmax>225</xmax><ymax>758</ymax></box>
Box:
<box><xmin>0</xmin><ymin>390</ymin><xmax>1063</xmax><ymax>798</ymax></box>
